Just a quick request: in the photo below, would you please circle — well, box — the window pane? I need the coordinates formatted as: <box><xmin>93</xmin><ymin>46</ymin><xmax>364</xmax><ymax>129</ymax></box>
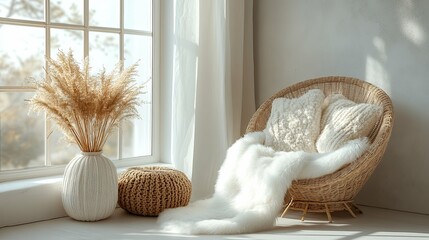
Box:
<box><xmin>0</xmin><ymin>0</ymin><xmax>44</xmax><ymax>21</ymax></box>
<box><xmin>89</xmin><ymin>0</ymin><xmax>119</xmax><ymax>28</ymax></box>
<box><xmin>124</xmin><ymin>35</ymin><xmax>152</xmax><ymax>85</ymax></box>
<box><xmin>104</xmin><ymin>129</ymin><xmax>118</xmax><ymax>160</ymax></box>
<box><xmin>89</xmin><ymin>31</ymin><xmax>119</xmax><ymax>159</ymax></box>
<box><xmin>50</xmin><ymin>126</ymin><xmax>117</xmax><ymax>165</ymax></box>
<box><xmin>89</xmin><ymin>32</ymin><xmax>119</xmax><ymax>72</ymax></box>
<box><xmin>49</xmin><ymin>126</ymin><xmax>79</xmax><ymax>166</ymax></box>
<box><xmin>124</xmin><ymin>0</ymin><xmax>152</xmax><ymax>31</ymax></box>
<box><xmin>0</xmin><ymin>92</ymin><xmax>45</xmax><ymax>171</ymax></box>
<box><xmin>51</xmin><ymin>29</ymin><xmax>84</xmax><ymax>60</ymax></box>
<box><xmin>121</xmin><ymin>88</ymin><xmax>152</xmax><ymax>158</ymax></box>
<box><xmin>122</xmin><ymin>35</ymin><xmax>152</xmax><ymax>158</ymax></box>
<box><xmin>50</xmin><ymin>0</ymin><xmax>83</xmax><ymax>25</ymax></box>
<box><xmin>0</xmin><ymin>25</ymin><xmax>45</xmax><ymax>86</ymax></box>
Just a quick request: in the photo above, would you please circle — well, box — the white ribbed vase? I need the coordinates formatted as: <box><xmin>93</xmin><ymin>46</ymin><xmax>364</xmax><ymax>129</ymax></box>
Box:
<box><xmin>62</xmin><ymin>152</ymin><xmax>118</xmax><ymax>221</ymax></box>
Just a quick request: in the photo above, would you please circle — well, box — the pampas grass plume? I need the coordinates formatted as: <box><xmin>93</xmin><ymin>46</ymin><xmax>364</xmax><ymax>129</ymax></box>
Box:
<box><xmin>29</xmin><ymin>49</ymin><xmax>143</xmax><ymax>152</ymax></box>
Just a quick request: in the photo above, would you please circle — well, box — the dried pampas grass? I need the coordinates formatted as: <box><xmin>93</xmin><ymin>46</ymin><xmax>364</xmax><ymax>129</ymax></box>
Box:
<box><xmin>29</xmin><ymin>50</ymin><xmax>142</xmax><ymax>152</ymax></box>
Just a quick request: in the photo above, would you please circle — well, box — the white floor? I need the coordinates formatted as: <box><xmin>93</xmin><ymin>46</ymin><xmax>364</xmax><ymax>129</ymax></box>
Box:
<box><xmin>1</xmin><ymin>206</ymin><xmax>429</xmax><ymax>240</ymax></box>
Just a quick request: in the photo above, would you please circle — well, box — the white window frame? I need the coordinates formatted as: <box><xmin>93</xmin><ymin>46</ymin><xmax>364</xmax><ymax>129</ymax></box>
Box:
<box><xmin>0</xmin><ymin>0</ymin><xmax>160</xmax><ymax>182</ymax></box>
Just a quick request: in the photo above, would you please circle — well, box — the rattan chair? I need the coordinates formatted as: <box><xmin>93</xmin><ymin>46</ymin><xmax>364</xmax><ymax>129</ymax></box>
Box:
<box><xmin>246</xmin><ymin>76</ymin><xmax>394</xmax><ymax>222</ymax></box>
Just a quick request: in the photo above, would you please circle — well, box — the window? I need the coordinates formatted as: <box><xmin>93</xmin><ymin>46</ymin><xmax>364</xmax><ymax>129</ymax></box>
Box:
<box><xmin>0</xmin><ymin>0</ymin><xmax>159</xmax><ymax>181</ymax></box>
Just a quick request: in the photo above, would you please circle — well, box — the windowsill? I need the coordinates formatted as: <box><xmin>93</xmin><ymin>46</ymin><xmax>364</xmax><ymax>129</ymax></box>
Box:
<box><xmin>0</xmin><ymin>162</ymin><xmax>172</xmax><ymax>228</ymax></box>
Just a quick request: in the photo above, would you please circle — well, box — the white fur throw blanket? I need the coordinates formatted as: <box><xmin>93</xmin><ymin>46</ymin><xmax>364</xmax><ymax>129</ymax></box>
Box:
<box><xmin>158</xmin><ymin>131</ymin><xmax>369</xmax><ymax>235</ymax></box>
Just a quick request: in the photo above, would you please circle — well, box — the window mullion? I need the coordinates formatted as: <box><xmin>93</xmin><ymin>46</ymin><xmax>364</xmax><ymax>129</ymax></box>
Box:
<box><xmin>44</xmin><ymin>0</ymin><xmax>51</xmax><ymax>167</ymax></box>
<box><xmin>120</xmin><ymin>0</ymin><xmax>124</xmax><ymax>61</ymax></box>
<box><xmin>84</xmin><ymin>0</ymin><xmax>89</xmax><ymax>58</ymax></box>
<box><xmin>117</xmin><ymin>0</ymin><xmax>125</xmax><ymax>160</ymax></box>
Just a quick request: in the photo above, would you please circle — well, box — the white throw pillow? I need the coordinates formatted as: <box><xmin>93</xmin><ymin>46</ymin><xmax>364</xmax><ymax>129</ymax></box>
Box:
<box><xmin>264</xmin><ymin>89</ymin><xmax>325</xmax><ymax>152</ymax></box>
<box><xmin>316</xmin><ymin>94</ymin><xmax>383</xmax><ymax>153</ymax></box>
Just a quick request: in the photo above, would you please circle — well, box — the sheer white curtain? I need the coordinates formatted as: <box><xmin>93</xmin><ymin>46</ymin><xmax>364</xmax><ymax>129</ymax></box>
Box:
<box><xmin>162</xmin><ymin>0</ymin><xmax>255</xmax><ymax>200</ymax></box>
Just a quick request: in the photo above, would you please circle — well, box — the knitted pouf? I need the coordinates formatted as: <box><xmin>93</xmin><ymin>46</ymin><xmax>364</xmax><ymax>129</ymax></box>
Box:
<box><xmin>118</xmin><ymin>166</ymin><xmax>192</xmax><ymax>216</ymax></box>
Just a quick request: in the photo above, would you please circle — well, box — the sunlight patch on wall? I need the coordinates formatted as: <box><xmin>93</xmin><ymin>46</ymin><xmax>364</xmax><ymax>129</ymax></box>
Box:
<box><xmin>398</xmin><ymin>0</ymin><xmax>426</xmax><ymax>46</ymax></box>
<box><xmin>366</xmin><ymin>37</ymin><xmax>391</xmax><ymax>96</ymax></box>
<box><xmin>373</xmin><ymin>37</ymin><xmax>387</xmax><ymax>61</ymax></box>
<box><xmin>401</xmin><ymin>18</ymin><xmax>425</xmax><ymax>46</ymax></box>
<box><xmin>365</xmin><ymin>56</ymin><xmax>391</xmax><ymax>95</ymax></box>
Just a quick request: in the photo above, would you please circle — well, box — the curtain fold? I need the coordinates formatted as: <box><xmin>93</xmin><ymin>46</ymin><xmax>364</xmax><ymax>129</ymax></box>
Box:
<box><xmin>167</xmin><ymin>0</ymin><xmax>255</xmax><ymax>200</ymax></box>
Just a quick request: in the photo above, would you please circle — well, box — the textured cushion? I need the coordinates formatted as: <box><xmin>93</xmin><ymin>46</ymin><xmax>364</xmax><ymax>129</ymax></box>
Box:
<box><xmin>264</xmin><ymin>89</ymin><xmax>325</xmax><ymax>152</ymax></box>
<box><xmin>316</xmin><ymin>94</ymin><xmax>383</xmax><ymax>153</ymax></box>
<box><xmin>117</xmin><ymin>166</ymin><xmax>192</xmax><ymax>216</ymax></box>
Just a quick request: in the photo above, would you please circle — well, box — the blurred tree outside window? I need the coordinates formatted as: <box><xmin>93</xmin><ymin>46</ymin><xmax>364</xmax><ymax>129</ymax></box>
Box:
<box><xmin>0</xmin><ymin>0</ymin><xmax>153</xmax><ymax>172</ymax></box>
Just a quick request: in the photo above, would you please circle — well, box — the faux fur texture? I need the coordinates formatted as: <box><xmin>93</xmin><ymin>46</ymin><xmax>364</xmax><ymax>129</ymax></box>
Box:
<box><xmin>158</xmin><ymin>132</ymin><xmax>369</xmax><ymax>235</ymax></box>
<box><xmin>264</xmin><ymin>89</ymin><xmax>325</xmax><ymax>152</ymax></box>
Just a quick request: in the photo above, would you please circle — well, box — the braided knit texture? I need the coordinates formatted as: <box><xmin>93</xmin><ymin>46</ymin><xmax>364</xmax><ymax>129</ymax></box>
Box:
<box><xmin>118</xmin><ymin>166</ymin><xmax>192</xmax><ymax>216</ymax></box>
<box><xmin>316</xmin><ymin>94</ymin><xmax>383</xmax><ymax>153</ymax></box>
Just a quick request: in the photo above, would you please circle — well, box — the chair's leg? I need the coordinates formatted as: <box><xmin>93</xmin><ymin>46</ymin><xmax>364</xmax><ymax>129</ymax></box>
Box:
<box><xmin>300</xmin><ymin>203</ymin><xmax>309</xmax><ymax>221</ymax></box>
<box><xmin>343</xmin><ymin>202</ymin><xmax>357</xmax><ymax>218</ymax></box>
<box><xmin>324</xmin><ymin>204</ymin><xmax>332</xmax><ymax>223</ymax></box>
<box><xmin>280</xmin><ymin>199</ymin><xmax>294</xmax><ymax>218</ymax></box>
<box><xmin>351</xmin><ymin>203</ymin><xmax>363</xmax><ymax>214</ymax></box>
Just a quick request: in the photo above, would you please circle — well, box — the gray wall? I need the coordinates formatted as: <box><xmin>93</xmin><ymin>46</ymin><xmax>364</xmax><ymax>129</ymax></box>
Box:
<box><xmin>254</xmin><ymin>0</ymin><xmax>429</xmax><ymax>214</ymax></box>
